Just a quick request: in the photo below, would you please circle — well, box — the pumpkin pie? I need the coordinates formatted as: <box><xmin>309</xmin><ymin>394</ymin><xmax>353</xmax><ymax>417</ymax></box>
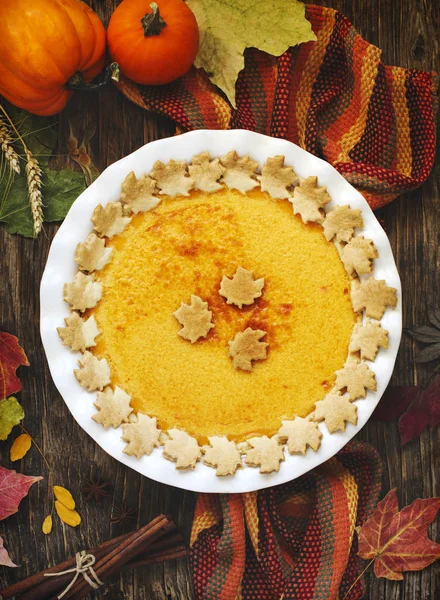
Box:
<box><xmin>58</xmin><ymin>151</ymin><xmax>397</xmax><ymax>475</ymax></box>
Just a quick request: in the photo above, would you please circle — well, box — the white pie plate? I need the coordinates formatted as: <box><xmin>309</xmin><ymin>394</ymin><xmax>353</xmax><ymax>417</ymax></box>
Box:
<box><xmin>40</xmin><ymin>130</ymin><xmax>402</xmax><ymax>493</ymax></box>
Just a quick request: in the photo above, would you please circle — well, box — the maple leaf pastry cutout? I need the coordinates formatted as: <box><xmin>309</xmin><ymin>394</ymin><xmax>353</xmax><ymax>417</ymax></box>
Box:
<box><xmin>74</xmin><ymin>233</ymin><xmax>112</xmax><ymax>272</ymax></box>
<box><xmin>63</xmin><ymin>272</ymin><xmax>102</xmax><ymax>312</ymax></box>
<box><xmin>173</xmin><ymin>295</ymin><xmax>214</xmax><ymax>343</ymax></box>
<box><xmin>74</xmin><ymin>351</ymin><xmax>111</xmax><ymax>391</ymax></box>
<box><xmin>162</xmin><ymin>429</ymin><xmax>202</xmax><ymax>469</ymax></box>
<box><xmin>91</xmin><ymin>201</ymin><xmax>131</xmax><ymax>239</ymax></box>
<box><xmin>151</xmin><ymin>159</ymin><xmax>194</xmax><ymax>196</ymax></box>
<box><xmin>322</xmin><ymin>205</ymin><xmax>364</xmax><ymax>242</ymax></box>
<box><xmin>256</xmin><ymin>155</ymin><xmax>298</xmax><ymax>199</ymax></box>
<box><xmin>349</xmin><ymin>321</ymin><xmax>389</xmax><ymax>361</ymax></box>
<box><xmin>219</xmin><ymin>266</ymin><xmax>264</xmax><ymax>308</ymax></box>
<box><xmin>228</xmin><ymin>328</ymin><xmax>268</xmax><ymax>371</ymax></box>
<box><xmin>278</xmin><ymin>417</ymin><xmax>322</xmax><ymax>455</ymax></box>
<box><xmin>57</xmin><ymin>313</ymin><xmax>100</xmax><ymax>352</ymax></box>
<box><xmin>289</xmin><ymin>176</ymin><xmax>332</xmax><ymax>223</ymax></box>
<box><xmin>314</xmin><ymin>392</ymin><xmax>358</xmax><ymax>433</ymax></box>
<box><xmin>121</xmin><ymin>413</ymin><xmax>161</xmax><ymax>458</ymax></box>
<box><xmin>188</xmin><ymin>152</ymin><xmax>225</xmax><ymax>192</ymax></box>
<box><xmin>219</xmin><ymin>151</ymin><xmax>259</xmax><ymax>194</ymax></box>
<box><xmin>341</xmin><ymin>236</ymin><xmax>378</xmax><ymax>277</ymax></box>
<box><xmin>120</xmin><ymin>171</ymin><xmax>160</xmax><ymax>214</ymax></box>
<box><xmin>202</xmin><ymin>436</ymin><xmax>242</xmax><ymax>476</ymax></box>
<box><xmin>244</xmin><ymin>436</ymin><xmax>285</xmax><ymax>474</ymax></box>
<box><xmin>351</xmin><ymin>278</ymin><xmax>398</xmax><ymax>320</ymax></box>
<box><xmin>334</xmin><ymin>362</ymin><xmax>377</xmax><ymax>400</ymax></box>
<box><xmin>92</xmin><ymin>386</ymin><xmax>133</xmax><ymax>428</ymax></box>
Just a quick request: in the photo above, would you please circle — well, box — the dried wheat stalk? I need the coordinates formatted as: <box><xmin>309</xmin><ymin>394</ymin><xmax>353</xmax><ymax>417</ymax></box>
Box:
<box><xmin>25</xmin><ymin>149</ymin><xmax>43</xmax><ymax>236</ymax></box>
<box><xmin>0</xmin><ymin>115</ymin><xmax>20</xmax><ymax>174</ymax></box>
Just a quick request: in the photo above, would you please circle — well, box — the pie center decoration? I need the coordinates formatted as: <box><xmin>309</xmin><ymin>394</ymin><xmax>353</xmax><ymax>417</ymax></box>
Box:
<box><xmin>58</xmin><ymin>151</ymin><xmax>397</xmax><ymax>476</ymax></box>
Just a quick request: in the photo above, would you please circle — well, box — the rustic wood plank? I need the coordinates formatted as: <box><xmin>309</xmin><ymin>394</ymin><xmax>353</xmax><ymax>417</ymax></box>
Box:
<box><xmin>0</xmin><ymin>0</ymin><xmax>438</xmax><ymax>598</ymax></box>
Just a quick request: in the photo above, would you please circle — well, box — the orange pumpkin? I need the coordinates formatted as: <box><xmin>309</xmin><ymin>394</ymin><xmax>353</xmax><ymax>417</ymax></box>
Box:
<box><xmin>107</xmin><ymin>0</ymin><xmax>199</xmax><ymax>86</ymax></box>
<box><xmin>0</xmin><ymin>0</ymin><xmax>106</xmax><ymax>116</ymax></box>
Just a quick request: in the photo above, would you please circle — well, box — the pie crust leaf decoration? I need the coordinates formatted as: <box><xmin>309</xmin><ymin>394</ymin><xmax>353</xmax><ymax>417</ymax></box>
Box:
<box><xmin>173</xmin><ymin>295</ymin><xmax>215</xmax><ymax>343</ymax></box>
<box><xmin>121</xmin><ymin>171</ymin><xmax>160</xmax><ymax>214</ymax></box>
<box><xmin>349</xmin><ymin>321</ymin><xmax>389</xmax><ymax>361</ymax></box>
<box><xmin>334</xmin><ymin>362</ymin><xmax>377</xmax><ymax>400</ymax></box>
<box><xmin>341</xmin><ymin>236</ymin><xmax>379</xmax><ymax>276</ymax></box>
<box><xmin>92</xmin><ymin>386</ymin><xmax>133</xmax><ymax>429</ymax></box>
<box><xmin>74</xmin><ymin>233</ymin><xmax>113</xmax><ymax>272</ymax></box>
<box><xmin>219</xmin><ymin>266</ymin><xmax>264</xmax><ymax>308</ymax></box>
<box><xmin>202</xmin><ymin>436</ymin><xmax>242</xmax><ymax>476</ymax></box>
<box><xmin>278</xmin><ymin>417</ymin><xmax>322</xmax><ymax>455</ymax></box>
<box><xmin>314</xmin><ymin>393</ymin><xmax>358</xmax><ymax>433</ymax></box>
<box><xmin>228</xmin><ymin>327</ymin><xmax>268</xmax><ymax>371</ymax></box>
<box><xmin>151</xmin><ymin>159</ymin><xmax>195</xmax><ymax>196</ymax></box>
<box><xmin>63</xmin><ymin>272</ymin><xmax>102</xmax><ymax>312</ymax></box>
<box><xmin>352</xmin><ymin>278</ymin><xmax>398</xmax><ymax>320</ymax></box>
<box><xmin>121</xmin><ymin>413</ymin><xmax>161</xmax><ymax>458</ymax></box>
<box><xmin>244</xmin><ymin>436</ymin><xmax>285</xmax><ymax>473</ymax></box>
<box><xmin>91</xmin><ymin>201</ymin><xmax>132</xmax><ymax>239</ymax></box>
<box><xmin>219</xmin><ymin>151</ymin><xmax>259</xmax><ymax>194</ymax></box>
<box><xmin>256</xmin><ymin>155</ymin><xmax>298</xmax><ymax>199</ymax></box>
<box><xmin>57</xmin><ymin>313</ymin><xmax>100</xmax><ymax>352</ymax></box>
<box><xmin>290</xmin><ymin>176</ymin><xmax>332</xmax><ymax>223</ymax></box>
<box><xmin>162</xmin><ymin>429</ymin><xmax>202</xmax><ymax>469</ymax></box>
<box><xmin>323</xmin><ymin>205</ymin><xmax>364</xmax><ymax>242</ymax></box>
<box><xmin>188</xmin><ymin>152</ymin><xmax>226</xmax><ymax>192</ymax></box>
<box><xmin>74</xmin><ymin>351</ymin><xmax>111</xmax><ymax>391</ymax></box>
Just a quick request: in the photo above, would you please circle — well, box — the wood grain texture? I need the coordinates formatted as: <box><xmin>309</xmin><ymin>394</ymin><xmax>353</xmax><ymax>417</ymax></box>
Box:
<box><xmin>0</xmin><ymin>0</ymin><xmax>439</xmax><ymax>598</ymax></box>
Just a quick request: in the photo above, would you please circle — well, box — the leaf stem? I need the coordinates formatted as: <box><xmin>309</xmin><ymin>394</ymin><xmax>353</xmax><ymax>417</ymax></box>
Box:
<box><xmin>342</xmin><ymin>557</ymin><xmax>376</xmax><ymax>600</ymax></box>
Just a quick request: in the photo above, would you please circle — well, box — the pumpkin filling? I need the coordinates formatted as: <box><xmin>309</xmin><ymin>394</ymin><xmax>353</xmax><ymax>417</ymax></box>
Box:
<box><xmin>89</xmin><ymin>188</ymin><xmax>356</xmax><ymax>444</ymax></box>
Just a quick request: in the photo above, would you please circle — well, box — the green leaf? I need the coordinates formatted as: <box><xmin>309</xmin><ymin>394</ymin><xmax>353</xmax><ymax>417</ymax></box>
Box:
<box><xmin>6</xmin><ymin>107</ymin><xmax>57</xmax><ymax>167</ymax></box>
<box><xmin>0</xmin><ymin>397</ymin><xmax>24</xmax><ymax>441</ymax></box>
<box><xmin>187</xmin><ymin>0</ymin><xmax>316</xmax><ymax>106</ymax></box>
<box><xmin>43</xmin><ymin>168</ymin><xmax>87</xmax><ymax>222</ymax></box>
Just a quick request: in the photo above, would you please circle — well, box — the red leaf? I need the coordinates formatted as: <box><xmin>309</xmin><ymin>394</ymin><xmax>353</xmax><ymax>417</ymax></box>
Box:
<box><xmin>0</xmin><ymin>535</ymin><xmax>17</xmax><ymax>567</ymax></box>
<box><xmin>398</xmin><ymin>375</ymin><xmax>440</xmax><ymax>445</ymax></box>
<box><xmin>358</xmin><ymin>489</ymin><xmax>440</xmax><ymax>580</ymax></box>
<box><xmin>372</xmin><ymin>385</ymin><xmax>420</xmax><ymax>421</ymax></box>
<box><xmin>0</xmin><ymin>332</ymin><xmax>29</xmax><ymax>399</ymax></box>
<box><xmin>0</xmin><ymin>466</ymin><xmax>42</xmax><ymax>521</ymax></box>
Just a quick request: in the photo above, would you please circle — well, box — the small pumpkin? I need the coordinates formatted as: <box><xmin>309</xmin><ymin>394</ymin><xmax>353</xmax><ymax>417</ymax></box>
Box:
<box><xmin>0</xmin><ymin>0</ymin><xmax>106</xmax><ymax>116</ymax></box>
<box><xmin>107</xmin><ymin>0</ymin><xmax>199</xmax><ymax>86</ymax></box>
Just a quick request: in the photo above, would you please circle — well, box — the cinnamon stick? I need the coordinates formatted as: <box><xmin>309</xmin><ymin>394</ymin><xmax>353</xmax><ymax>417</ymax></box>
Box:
<box><xmin>127</xmin><ymin>544</ymin><xmax>187</xmax><ymax>569</ymax></box>
<box><xmin>54</xmin><ymin>514</ymin><xmax>175</xmax><ymax>600</ymax></box>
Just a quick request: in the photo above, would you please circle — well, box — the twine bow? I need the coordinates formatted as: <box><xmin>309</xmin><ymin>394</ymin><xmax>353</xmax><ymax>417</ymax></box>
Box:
<box><xmin>44</xmin><ymin>550</ymin><xmax>104</xmax><ymax>599</ymax></box>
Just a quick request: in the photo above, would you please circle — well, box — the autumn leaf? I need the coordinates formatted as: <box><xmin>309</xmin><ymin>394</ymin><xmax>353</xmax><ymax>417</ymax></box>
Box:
<box><xmin>0</xmin><ymin>397</ymin><xmax>24</xmax><ymax>440</ymax></box>
<box><xmin>53</xmin><ymin>485</ymin><xmax>75</xmax><ymax>510</ymax></box>
<box><xmin>0</xmin><ymin>535</ymin><xmax>17</xmax><ymax>568</ymax></box>
<box><xmin>406</xmin><ymin>307</ymin><xmax>440</xmax><ymax>362</ymax></box>
<box><xmin>187</xmin><ymin>0</ymin><xmax>316</xmax><ymax>106</ymax></box>
<box><xmin>42</xmin><ymin>514</ymin><xmax>53</xmax><ymax>535</ymax></box>
<box><xmin>372</xmin><ymin>386</ymin><xmax>420</xmax><ymax>422</ymax></box>
<box><xmin>0</xmin><ymin>332</ymin><xmax>29</xmax><ymax>399</ymax></box>
<box><xmin>357</xmin><ymin>489</ymin><xmax>440</xmax><ymax>580</ymax></box>
<box><xmin>0</xmin><ymin>465</ymin><xmax>42</xmax><ymax>521</ymax></box>
<box><xmin>55</xmin><ymin>501</ymin><xmax>81</xmax><ymax>527</ymax></box>
<box><xmin>10</xmin><ymin>433</ymin><xmax>32</xmax><ymax>461</ymax></box>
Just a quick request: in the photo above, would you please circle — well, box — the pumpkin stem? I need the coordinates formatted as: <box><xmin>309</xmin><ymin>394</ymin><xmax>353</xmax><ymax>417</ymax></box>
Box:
<box><xmin>66</xmin><ymin>63</ymin><xmax>120</xmax><ymax>91</ymax></box>
<box><xmin>141</xmin><ymin>2</ymin><xmax>166</xmax><ymax>36</ymax></box>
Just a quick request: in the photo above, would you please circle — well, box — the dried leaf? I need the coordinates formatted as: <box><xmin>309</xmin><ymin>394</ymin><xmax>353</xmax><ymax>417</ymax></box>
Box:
<box><xmin>10</xmin><ymin>433</ymin><xmax>32</xmax><ymax>461</ymax></box>
<box><xmin>0</xmin><ymin>465</ymin><xmax>42</xmax><ymax>521</ymax></box>
<box><xmin>55</xmin><ymin>500</ymin><xmax>81</xmax><ymax>527</ymax></box>
<box><xmin>42</xmin><ymin>514</ymin><xmax>53</xmax><ymax>534</ymax></box>
<box><xmin>53</xmin><ymin>486</ymin><xmax>75</xmax><ymax>510</ymax></box>
<box><xmin>228</xmin><ymin>327</ymin><xmax>268</xmax><ymax>371</ymax></box>
<box><xmin>187</xmin><ymin>0</ymin><xmax>316</xmax><ymax>107</ymax></box>
<box><xmin>372</xmin><ymin>386</ymin><xmax>420</xmax><ymax>422</ymax></box>
<box><xmin>173</xmin><ymin>295</ymin><xmax>215</xmax><ymax>343</ymax></box>
<box><xmin>415</xmin><ymin>343</ymin><xmax>440</xmax><ymax>363</ymax></box>
<box><xmin>219</xmin><ymin>266</ymin><xmax>264</xmax><ymax>308</ymax></box>
<box><xmin>428</xmin><ymin>307</ymin><xmax>440</xmax><ymax>330</ymax></box>
<box><xmin>0</xmin><ymin>397</ymin><xmax>24</xmax><ymax>441</ymax></box>
<box><xmin>357</xmin><ymin>489</ymin><xmax>440</xmax><ymax>580</ymax></box>
<box><xmin>407</xmin><ymin>326</ymin><xmax>440</xmax><ymax>343</ymax></box>
<box><xmin>0</xmin><ymin>332</ymin><xmax>29</xmax><ymax>399</ymax></box>
<box><xmin>0</xmin><ymin>535</ymin><xmax>17</xmax><ymax>567</ymax></box>
<box><xmin>406</xmin><ymin>313</ymin><xmax>440</xmax><ymax>363</ymax></box>
<box><xmin>398</xmin><ymin>376</ymin><xmax>440</xmax><ymax>445</ymax></box>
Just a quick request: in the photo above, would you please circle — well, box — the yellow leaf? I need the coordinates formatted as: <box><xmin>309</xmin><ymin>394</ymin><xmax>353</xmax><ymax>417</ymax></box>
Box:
<box><xmin>42</xmin><ymin>515</ymin><xmax>53</xmax><ymax>534</ymax></box>
<box><xmin>10</xmin><ymin>433</ymin><xmax>32</xmax><ymax>461</ymax></box>
<box><xmin>53</xmin><ymin>486</ymin><xmax>75</xmax><ymax>510</ymax></box>
<box><xmin>55</xmin><ymin>501</ymin><xmax>81</xmax><ymax>527</ymax></box>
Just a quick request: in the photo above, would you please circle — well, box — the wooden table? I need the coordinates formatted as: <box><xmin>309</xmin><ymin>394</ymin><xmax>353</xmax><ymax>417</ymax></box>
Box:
<box><xmin>1</xmin><ymin>1</ymin><xmax>438</xmax><ymax>598</ymax></box>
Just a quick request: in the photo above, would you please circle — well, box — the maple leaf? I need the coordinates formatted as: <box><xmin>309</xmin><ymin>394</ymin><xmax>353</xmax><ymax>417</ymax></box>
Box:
<box><xmin>187</xmin><ymin>0</ymin><xmax>316</xmax><ymax>107</ymax></box>
<box><xmin>372</xmin><ymin>385</ymin><xmax>420</xmax><ymax>422</ymax></box>
<box><xmin>0</xmin><ymin>465</ymin><xmax>42</xmax><ymax>521</ymax></box>
<box><xmin>0</xmin><ymin>397</ymin><xmax>24</xmax><ymax>440</ymax></box>
<box><xmin>357</xmin><ymin>489</ymin><xmax>440</xmax><ymax>580</ymax></box>
<box><xmin>0</xmin><ymin>332</ymin><xmax>29</xmax><ymax>399</ymax></box>
<box><xmin>0</xmin><ymin>535</ymin><xmax>17</xmax><ymax>568</ymax></box>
